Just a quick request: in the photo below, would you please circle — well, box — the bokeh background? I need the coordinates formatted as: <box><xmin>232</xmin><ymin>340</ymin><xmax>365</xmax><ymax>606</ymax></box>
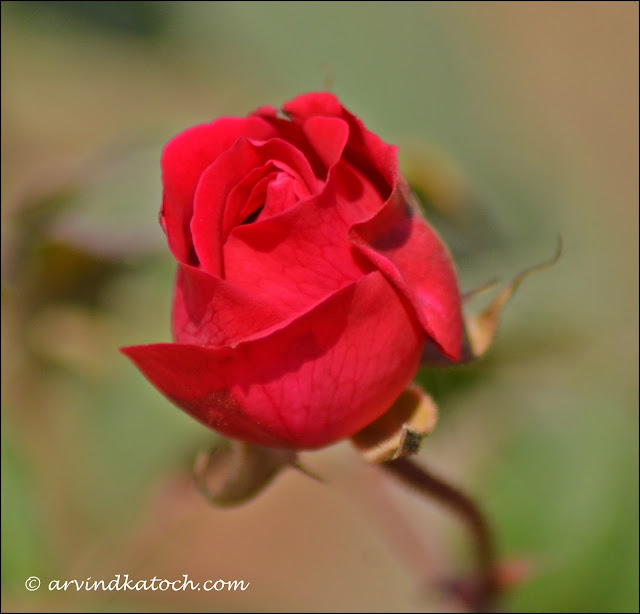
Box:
<box><xmin>2</xmin><ymin>2</ymin><xmax>637</xmax><ymax>612</ymax></box>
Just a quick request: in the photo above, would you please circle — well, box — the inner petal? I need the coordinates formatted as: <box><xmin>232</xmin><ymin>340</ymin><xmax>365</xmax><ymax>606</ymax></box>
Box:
<box><xmin>225</xmin><ymin>166</ymin><xmax>276</xmax><ymax>234</ymax></box>
<box><xmin>261</xmin><ymin>173</ymin><xmax>300</xmax><ymax>219</ymax></box>
<box><xmin>240</xmin><ymin>204</ymin><xmax>264</xmax><ymax>226</ymax></box>
<box><xmin>191</xmin><ymin>137</ymin><xmax>319</xmax><ymax>275</ymax></box>
<box><xmin>226</xmin><ymin>165</ymin><xmax>310</xmax><ymax>233</ymax></box>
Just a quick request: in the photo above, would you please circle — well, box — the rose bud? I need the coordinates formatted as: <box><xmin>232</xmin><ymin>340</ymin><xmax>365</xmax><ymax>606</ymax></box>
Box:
<box><xmin>121</xmin><ymin>92</ymin><xmax>464</xmax><ymax>450</ymax></box>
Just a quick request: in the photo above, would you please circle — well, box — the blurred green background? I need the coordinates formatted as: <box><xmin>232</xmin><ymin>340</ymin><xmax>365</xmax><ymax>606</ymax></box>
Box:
<box><xmin>1</xmin><ymin>2</ymin><xmax>637</xmax><ymax>612</ymax></box>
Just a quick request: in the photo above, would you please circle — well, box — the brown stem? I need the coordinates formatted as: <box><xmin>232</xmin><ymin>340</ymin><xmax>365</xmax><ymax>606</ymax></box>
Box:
<box><xmin>381</xmin><ymin>456</ymin><xmax>500</xmax><ymax>612</ymax></box>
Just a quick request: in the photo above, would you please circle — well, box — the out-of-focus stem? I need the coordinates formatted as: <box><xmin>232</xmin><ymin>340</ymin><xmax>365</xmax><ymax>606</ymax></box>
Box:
<box><xmin>380</xmin><ymin>456</ymin><xmax>499</xmax><ymax>612</ymax></box>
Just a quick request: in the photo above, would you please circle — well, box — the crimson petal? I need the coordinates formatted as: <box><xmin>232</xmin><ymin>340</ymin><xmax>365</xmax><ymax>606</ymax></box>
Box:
<box><xmin>160</xmin><ymin>117</ymin><xmax>276</xmax><ymax>265</ymax></box>
<box><xmin>190</xmin><ymin>137</ymin><xmax>317</xmax><ymax>275</ymax></box>
<box><xmin>122</xmin><ymin>271</ymin><xmax>425</xmax><ymax>449</ymax></box>
<box><xmin>283</xmin><ymin>92</ymin><xmax>398</xmax><ymax>199</ymax></box>
<box><xmin>350</xmin><ymin>179</ymin><xmax>464</xmax><ymax>361</ymax></box>
<box><xmin>172</xmin><ymin>264</ymin><xmax>286</xmax><ymax>348</ymax></box>
<box><xmin>223</xmin><ymin>160</ymin><xmax>382</xmax><ymax>315</ymax></box>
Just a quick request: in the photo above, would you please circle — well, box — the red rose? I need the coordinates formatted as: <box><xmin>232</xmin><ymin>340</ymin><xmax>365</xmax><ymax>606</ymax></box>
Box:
<box><xmin>121</xmin><ymin>92</ymin><xmax>463</xmax><ymax>449</ymax></box>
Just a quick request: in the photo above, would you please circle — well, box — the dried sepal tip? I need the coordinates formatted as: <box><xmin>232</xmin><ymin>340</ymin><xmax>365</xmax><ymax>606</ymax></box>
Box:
<box><xmin>464</xmin><ymin>235</ymin><xmax>563</xmax><ymax>358</ymax></box>
<box><xmin>351</xmin><ymin>385</ymin><xmax>438</xmax><ymax>463</ymax></box>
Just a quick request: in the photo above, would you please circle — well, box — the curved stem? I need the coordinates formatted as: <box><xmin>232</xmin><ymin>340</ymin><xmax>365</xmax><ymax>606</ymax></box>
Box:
<box><xmin>381</xmin><ymin>456</ymin><xmax>499</xmax><ymax>612</ymax></box>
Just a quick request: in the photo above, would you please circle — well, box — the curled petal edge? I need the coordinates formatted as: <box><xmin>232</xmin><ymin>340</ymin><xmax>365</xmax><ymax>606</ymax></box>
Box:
<box><xmin>350</xmin><ymin>180</ymin><xmax>464</xmax><ymax>362</ymax></box>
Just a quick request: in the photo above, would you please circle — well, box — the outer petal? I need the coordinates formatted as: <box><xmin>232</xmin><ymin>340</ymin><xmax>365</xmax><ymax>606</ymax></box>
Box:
<box><xmin>172</xmin><ymin>264</ymin><xmax>286</xmax><ymax>348</ymax></box>
<box><xmin>350</xmin><ymin>179</ymin><xmax>464</xmax><ymax>361</ymax></box>
<box><xmin>121</xmin><ymin>271</ymin><xmax>425</xmax><ymax>449</ymax></box>
<box><xmin>123</xmin><ymin>340</ymin><xmax>292</xmax><ymax>447</ymax></box>
<box><xmin>160</xmin><ymin>117</ymin><xmax>276</xmax><ymax>264</ymax></box>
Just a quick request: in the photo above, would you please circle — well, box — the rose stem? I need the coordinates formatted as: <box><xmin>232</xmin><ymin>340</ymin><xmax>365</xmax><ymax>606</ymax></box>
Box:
<box><xmin>380</xmin><ymin>456</ymin><xmax>499</xmax><ymax>612</ymax></box>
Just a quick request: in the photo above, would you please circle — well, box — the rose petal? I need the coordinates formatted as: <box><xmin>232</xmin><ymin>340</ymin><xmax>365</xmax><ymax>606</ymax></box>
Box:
<box><xmin>121</xmin><ymin>271</ymin><xmax>425</xmax><ymax>449</ymax></box>
<box><xmin>262</xmin><ymin>173</ymin><xmax>299</xmax><ymax>218</ymax></box>
<box><xmin>282</xmin><ymin>92</ymin><xmax>398</xmax><ymax>199</ymax></box>
<box><xmin>302</xmin><ymin>116</ymin><xmax>350</xmax><ymax>171</ymax></box>
<box><xmin>160</xmin><ymin>117</ymin><xmax>276</xmax><ymax>264</ymax></box>
<box><xmin>252</xmin><ymin>105</ymin><xmax>278</xmax><ymax>118</ymax></box>
<box><xmin>224</xmin><ymin>163</ymin><xmax>277</xmax><ymax>232</ymax></box>
<box><xmin>223</xmin><ymin>161</ymin><xmax>381</xmax><ymax>315</ymax></box>
<box><xmin>122</xmin><ymin>341</ymin><xmax>292</xmax><ymax>446</ymax></box>
<box><xmin>329</xmin><ymin>159</ymin><xmax>390</xmax><ymax>226</ymax></box>
<box><xmin>251</xmin><ymin>109</ymin><xmax>327</xmax><ymax>180</ymax></box>
<box><xmin>190</xmin><ymin>137</ymin><xmax>317</xmax><ymax>275</ymax></box>
<box><xmin>172</xmin><ymin>264</ymin><xmax>286</xmax><ymax>348</ymax></box>
<box><xmin>350</xmin><ymin>179</ymin><xmax>464</xmax><ymax>361</ymax></box>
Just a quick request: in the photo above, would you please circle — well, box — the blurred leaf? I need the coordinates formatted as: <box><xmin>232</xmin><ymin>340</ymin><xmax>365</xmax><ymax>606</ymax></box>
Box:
<box><xmin>0</xmin><ymin>415</ymin><xmax>49</xmax><ymax>593</ymax></box>
<box><xmin>26</xmin><ymin>304</ymin><xmax>114</xmax><ymax>375</ymax></box>
<box><xmin>8</xmin><ymin>1</ymin><xmax>173</xmax><ymax>39</ymax></box>
<box><xmin>417</xmin><ymin>360</ymin><xmax>493</xmax><ymax>407</ymax></box>
<box><xmin>9</xmin><ymin>143</ymin><xmax>165</xmax><ymax>265</ymax></box>
<box><xmin>400</xmin><ymin>144</ymin><xmax>507</xmax><ymax>264</ymax></box>
<box><xmin>19</xmin><ymin>242</ymin><xmax>125</xmax><ymax>312</ymax></box>
<box><xmin>486</xmin><ymin>395</ymin><xmax>638</xmax><ymax>613</ymax></box>
<box><xmin>45</xmin><ymin>145</ymin><xmax>165</xmax><ymax>259</ymax></box>
<box><xmin>3</xmin><ymin>143</ymin><xmax>166</xmax><ymax>326</ymax></box>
